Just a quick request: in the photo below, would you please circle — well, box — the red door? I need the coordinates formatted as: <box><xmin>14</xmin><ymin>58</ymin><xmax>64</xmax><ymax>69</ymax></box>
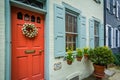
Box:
<box><xmin>11</xmin><ymin>7</ymin><xmax>44</xmax><ymax>80</ymax></box>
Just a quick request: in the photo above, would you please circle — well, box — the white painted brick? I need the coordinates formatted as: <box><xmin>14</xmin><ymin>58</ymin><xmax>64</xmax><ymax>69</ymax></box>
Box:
<box><xmin>48</xmin><ymin>0</ymin><xmax>103</xmax><ymax>80</ymax></box>
<box><xmin>0</xmin><ymin>0</ymin><xmax>5</xmax><ymax>80</ymax></box>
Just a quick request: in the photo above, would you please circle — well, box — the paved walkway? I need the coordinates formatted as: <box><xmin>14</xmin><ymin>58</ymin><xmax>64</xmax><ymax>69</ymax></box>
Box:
<box><xmin>83</xmin><ymin>67</ymin><xmax>120</xmax><ymax>80</ymax></box>
<box><xmin>108</xmin><ymin>67</ymin><xmax>120</xmax><ymax>80</ymax></box>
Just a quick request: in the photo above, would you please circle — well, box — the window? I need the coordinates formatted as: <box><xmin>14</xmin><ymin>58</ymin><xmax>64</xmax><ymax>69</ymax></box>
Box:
<box><xmin>17</xmin><ymin>12</ymin><xmax>23</xmax><ymax>20</ymax></box>
<box><xmin>108</xmin><ymin>27</ymin><xmax>112</xmax><ymax>48</ymax></box>
<box><xmin>94</xmin><ymin>20</ymin><xmax>100</xmax><ymax>47</ymax></box>
<box><xmin>116</xmin><ymin>1</ymin><xmax>119</xmax><ymax>18</ymax></box>
<box><xmin>24</xmin><ymin>14</ymin><xmax>30</xmax><ymax>21</ymax></box>
<box><xmin>112</xmin><ymin>0</ymin><xmax>115</xmax><ymax>14</ymax></box>
<box><xmin>16</xmin><ymin>0</ymin><xmax>45</xmax><ymax>9</ymax></box>
<box><xmin>106</xmin><ymin>24</ymin><xmax>113</xmax><ymax>48</ymax></box>
<box><xmin>37</xmin><ymin>17</ymin><xmax>41</xmax><ymax>23</ymax></box>
<box><xmin>65</xmin><ymin>12</ymin><xmax>78</xmax><ymax>50</ymax></box>
<box><xmin>116</xmin><ymin>30</ymin><xmax>118</xmax><ymax>47</ymax></box>
<box><xmin>106</xmin><ymin>0</ymin><xmax>110</xmax><ymax>11</ymax></box>
<box><xmin>31</xmin><ymin>15</ymin><xmax>35</xmax><ymax>22</ymax></box>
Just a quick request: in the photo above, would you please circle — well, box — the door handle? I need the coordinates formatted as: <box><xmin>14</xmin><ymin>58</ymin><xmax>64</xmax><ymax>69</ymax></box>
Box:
<box><xmin>39</xmin><ymin>50</ymin><xmax>44</xmax><ymax>55</ymax></box>
<box><xmin>25</xmin><ymin>50</ymin><xmax>35</xmax><ymax>54</ymax></box>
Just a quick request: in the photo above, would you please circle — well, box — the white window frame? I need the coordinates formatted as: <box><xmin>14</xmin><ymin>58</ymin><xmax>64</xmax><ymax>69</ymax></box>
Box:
<box><xmin>114</xmin><ymin>28</ymin><xmax>119</xmax><ymax>48</ymax></box>
<box><xmin>113</xmin><ymin>0</ymin><xmax>115</xmax><ymax>14</ymax></box>
<box><xmin>119</xmin><ymin>30</ymin><xmax>120</xmax><ymax>47</ymax></box>
<box><xmin>116</xmin><ymin>1</ymin><xmax>119</xmax><ymax>19</ymax></box>
<box><xmin>107</xmin><ymin>0</ymin><xmax>110</xmax><ymax>11</ymax></box>
<box><xmin>117</xmin><ymin>29</ymin><xmax>119</xmax><ymax>47</ymax></box>
<box><xmin>106</xmin><ymin>24</ymin><xmax>114</xmax><ymax>48</ymax></box>
<box><xmin>114</xmin><ymin>28</ymin><xmax>116</xmax><ymax>48</ymax></box>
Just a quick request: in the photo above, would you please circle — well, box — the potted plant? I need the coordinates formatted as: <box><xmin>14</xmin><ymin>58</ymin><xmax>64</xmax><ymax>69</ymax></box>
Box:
<box><xmin>76</xmin><ymin>48</ymin><xmax>83</xmax><ymax>61</ymax></box>
<box><xmin>89</xmin><ymin>46</ymin><xmax>114</xmax><ymax>78</ymax></box>
<box><xmin>66</xmin><ymin>49</ymin><xmax>74</xmax><ymax>65</ymax></box>
<box><xmin>83</xmin><ymin>47</ymin><xmax>89</xmax><ymax>59</ymax></box>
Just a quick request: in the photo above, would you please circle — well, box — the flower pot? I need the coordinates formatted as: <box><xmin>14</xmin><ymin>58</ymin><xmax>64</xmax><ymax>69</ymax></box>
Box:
<box><xmin>76</xmin><ymin>56</ymin><xmax>82</xmax><ymax>61</ymax></box>
<box><xmin>93</xmin><ymin>64</ymin><xmax>105</xmax><ymax>79</ymax></box>
<box><xmin>67</xmin><ymin>60</ymin><xmax>72</xmax><ymax>65</ymax></box>
<box><xmin>84</xmin><ymin>54</ymin><xmax>89</xmax><ymax>59</ymax></box>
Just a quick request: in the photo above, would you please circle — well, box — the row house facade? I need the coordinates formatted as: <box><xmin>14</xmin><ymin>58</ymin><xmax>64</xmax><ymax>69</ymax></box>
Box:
<box><xmin>105</xmin><ymin>0</ymin><xmax>120</xmax><ymax>53</ymax></box>
<box><xmin>0</xmin><ymin>0</ymin><xmax>104</xmax><ymax>80</ymax></box>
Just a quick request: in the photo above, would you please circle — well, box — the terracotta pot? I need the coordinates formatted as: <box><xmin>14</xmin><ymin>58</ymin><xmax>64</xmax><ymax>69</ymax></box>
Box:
<box><xmin>93</xmin><ymin>64</ymin><xmax>105</xmax><ymax>79</ymax></box>
<box><xmin>67</xmin><ymin>60</ymin><xmax>72</xmax><ymax>65</ymax></box>
<box><xmin>84</xmin><ymin>54</ymin><xmax>89</xmax><ymax>59</ymax></box>
<box><xmin>76</xmin><ymin>56</ymin><xmax>82</xmax><ymax>61</ymax></box>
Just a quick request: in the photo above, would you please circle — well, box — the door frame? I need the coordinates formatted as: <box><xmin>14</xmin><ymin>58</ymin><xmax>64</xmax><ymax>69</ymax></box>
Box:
<box><xmin>5</xmin><ymin>0</ymin><xmax>49</xmax><ymax>80</ymax></box>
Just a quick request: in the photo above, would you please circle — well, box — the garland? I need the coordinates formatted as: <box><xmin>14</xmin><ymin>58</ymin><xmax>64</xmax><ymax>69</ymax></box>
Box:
<box><xmin>22</xmin><ymin>23</ymin><xmax>38</xmax><ymax>38</ymax></box>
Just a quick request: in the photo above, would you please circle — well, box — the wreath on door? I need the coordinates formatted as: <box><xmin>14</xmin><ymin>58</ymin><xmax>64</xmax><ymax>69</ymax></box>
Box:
<box><xmin>22</xmin><ymin>23</ymin><xmax>38</xmax><ymax>38</ymax></box>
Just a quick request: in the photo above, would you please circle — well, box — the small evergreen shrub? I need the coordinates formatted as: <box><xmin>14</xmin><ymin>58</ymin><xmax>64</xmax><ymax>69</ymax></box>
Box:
<box><xmin>114</xmin><ymin>53</ymin><xmax>120</xmax><ymax>66</ymax></box>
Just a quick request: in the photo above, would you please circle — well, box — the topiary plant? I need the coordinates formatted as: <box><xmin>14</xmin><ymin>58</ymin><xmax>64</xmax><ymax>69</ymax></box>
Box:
<box><xmin>89</xmin><ymin>46</ymin><xmax>114</xmax><ymax>66</ymax></box>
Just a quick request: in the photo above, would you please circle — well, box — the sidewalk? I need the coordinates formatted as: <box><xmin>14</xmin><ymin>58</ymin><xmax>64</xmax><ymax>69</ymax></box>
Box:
<box><xmin>83</xmin><ymin>74</ymin><xmax>108</xmax><ymax>80</ymax></box>
<box><xmin>108</xmin><ymin>67</ymin><xmax>120</xmax><ymax>80</ymax></box>
<box><xmin>83</xmin><ymin>66</ymin><xmax>120</xmax><ymax>80</ymax></box>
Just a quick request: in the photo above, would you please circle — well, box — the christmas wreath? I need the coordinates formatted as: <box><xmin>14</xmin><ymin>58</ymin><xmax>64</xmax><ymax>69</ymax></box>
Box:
<box><xmin>22</xmin><ymin>23</ymin><xmax>38</xmax><ymax>38</ymax></box>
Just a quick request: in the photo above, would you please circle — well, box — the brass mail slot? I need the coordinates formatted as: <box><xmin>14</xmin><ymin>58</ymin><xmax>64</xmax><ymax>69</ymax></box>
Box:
<box><xmin>25</xmin><ymin>50</ymin><xmax>35</xmax><ymax>54</ymax></box>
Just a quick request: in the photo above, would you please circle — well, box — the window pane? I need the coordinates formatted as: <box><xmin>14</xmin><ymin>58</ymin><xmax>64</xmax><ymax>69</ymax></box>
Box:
<box><xmin>116</xmin><ymin>30</ymin><xmax>118</xmax><ymax>47</ymax></box>
<box><xmin>94</xmin><ymin>20</ymin><xmax>99</xmax><ymax>36</ymax></box>
<box><xmin>94</xmin><ymin>20</ymin><xmax>99</xmax><ymax>47</ymax></box>
<box><xmin>95</xmin><ymin>37</ymin><xmax>99</xmax><ymax>47</ymax></box>
<box><xmin>65</xmin><ymin>12</ymin><xmax>78</xmax><ymax>51</ymax></box>
<box><xmin>108</xmin><ymin>27</ymin><xmax>112</xmax><ymax>48</ymax></box>
<box><xmin>66</xmin><ymin>34</ymin><xmax>77</xmax><ymax>50</ymax></box>
<box><xmin>66</xmin><ymin>13</ymin><xmax>77</xmax><ymax>33</ymax></box>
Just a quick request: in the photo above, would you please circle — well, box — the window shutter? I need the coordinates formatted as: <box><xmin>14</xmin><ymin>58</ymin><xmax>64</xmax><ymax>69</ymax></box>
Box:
<box><xmin>99</xmin><ymin>24</ymin><xmax>104</xmax><ymax>46</ymax></box>
<box><xmin>89</xmin><ymin>19</ymin><xmax>94</xmax><ymax>48</ymax></box>
<box><xmin>54</xmin><ymin>4</ymin><xmax>65</xmax><ymax>57</ymax></box>
<box><xmin>78</xmin><ymin>16</ymin><xmax>86</xmax><ymax>48</ymax></box>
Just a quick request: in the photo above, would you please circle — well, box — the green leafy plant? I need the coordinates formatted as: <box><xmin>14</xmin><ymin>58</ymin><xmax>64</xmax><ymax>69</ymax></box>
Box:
<box><xmin>83</xmin><ymin>47</ymin><xmax>89</xmax><ymax>54</ymax></box>
<box><xmin>114</xmin><ymin>53</ymin><xmax>120</xmax><ymax>66</ymax></box>
<box><xmin>76</xmin><ymin>48</ymin><xmax>83</xmax><ymax>57</ymax></box>
<box><xmin>89</xmin><ymin>46</ymin><xmax>114</xmax><ymax>66</ymax></box>
<box><xmin>66</xmin><ymin>48</ymin><xmax>74</xmax><ymax>62</ymax></box>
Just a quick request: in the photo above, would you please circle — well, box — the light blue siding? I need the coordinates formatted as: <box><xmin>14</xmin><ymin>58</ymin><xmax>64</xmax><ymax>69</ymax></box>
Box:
<box><xmin>54</xmin><ymin>4</ymin><xmax>65</xmax><ymax>57</ymax></box>
<box><xmin>89</xmin><ymin>19</ymin><xmax>94</xmax><ymax>48</ymax></box>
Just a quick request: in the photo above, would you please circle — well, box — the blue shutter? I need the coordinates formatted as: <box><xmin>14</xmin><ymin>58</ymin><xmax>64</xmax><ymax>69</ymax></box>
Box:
<box><xmin>78</xmin><ymin>16</ymin><xmax>86</xmax><ymax>48</ymax></box>
<box><xmin>99</xmin><ymin>24</ymin><xmax>104</xmax><ymax>46</ymax></box>
<box><xmin>89</xmin><ymin>19</ymin><xmax>94</xmax><ymax>48</ymax></box>
<box><xmin>54</xmin><ymin>4</ymin><xmax>65</xmax><ymax>57</ymax></box>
